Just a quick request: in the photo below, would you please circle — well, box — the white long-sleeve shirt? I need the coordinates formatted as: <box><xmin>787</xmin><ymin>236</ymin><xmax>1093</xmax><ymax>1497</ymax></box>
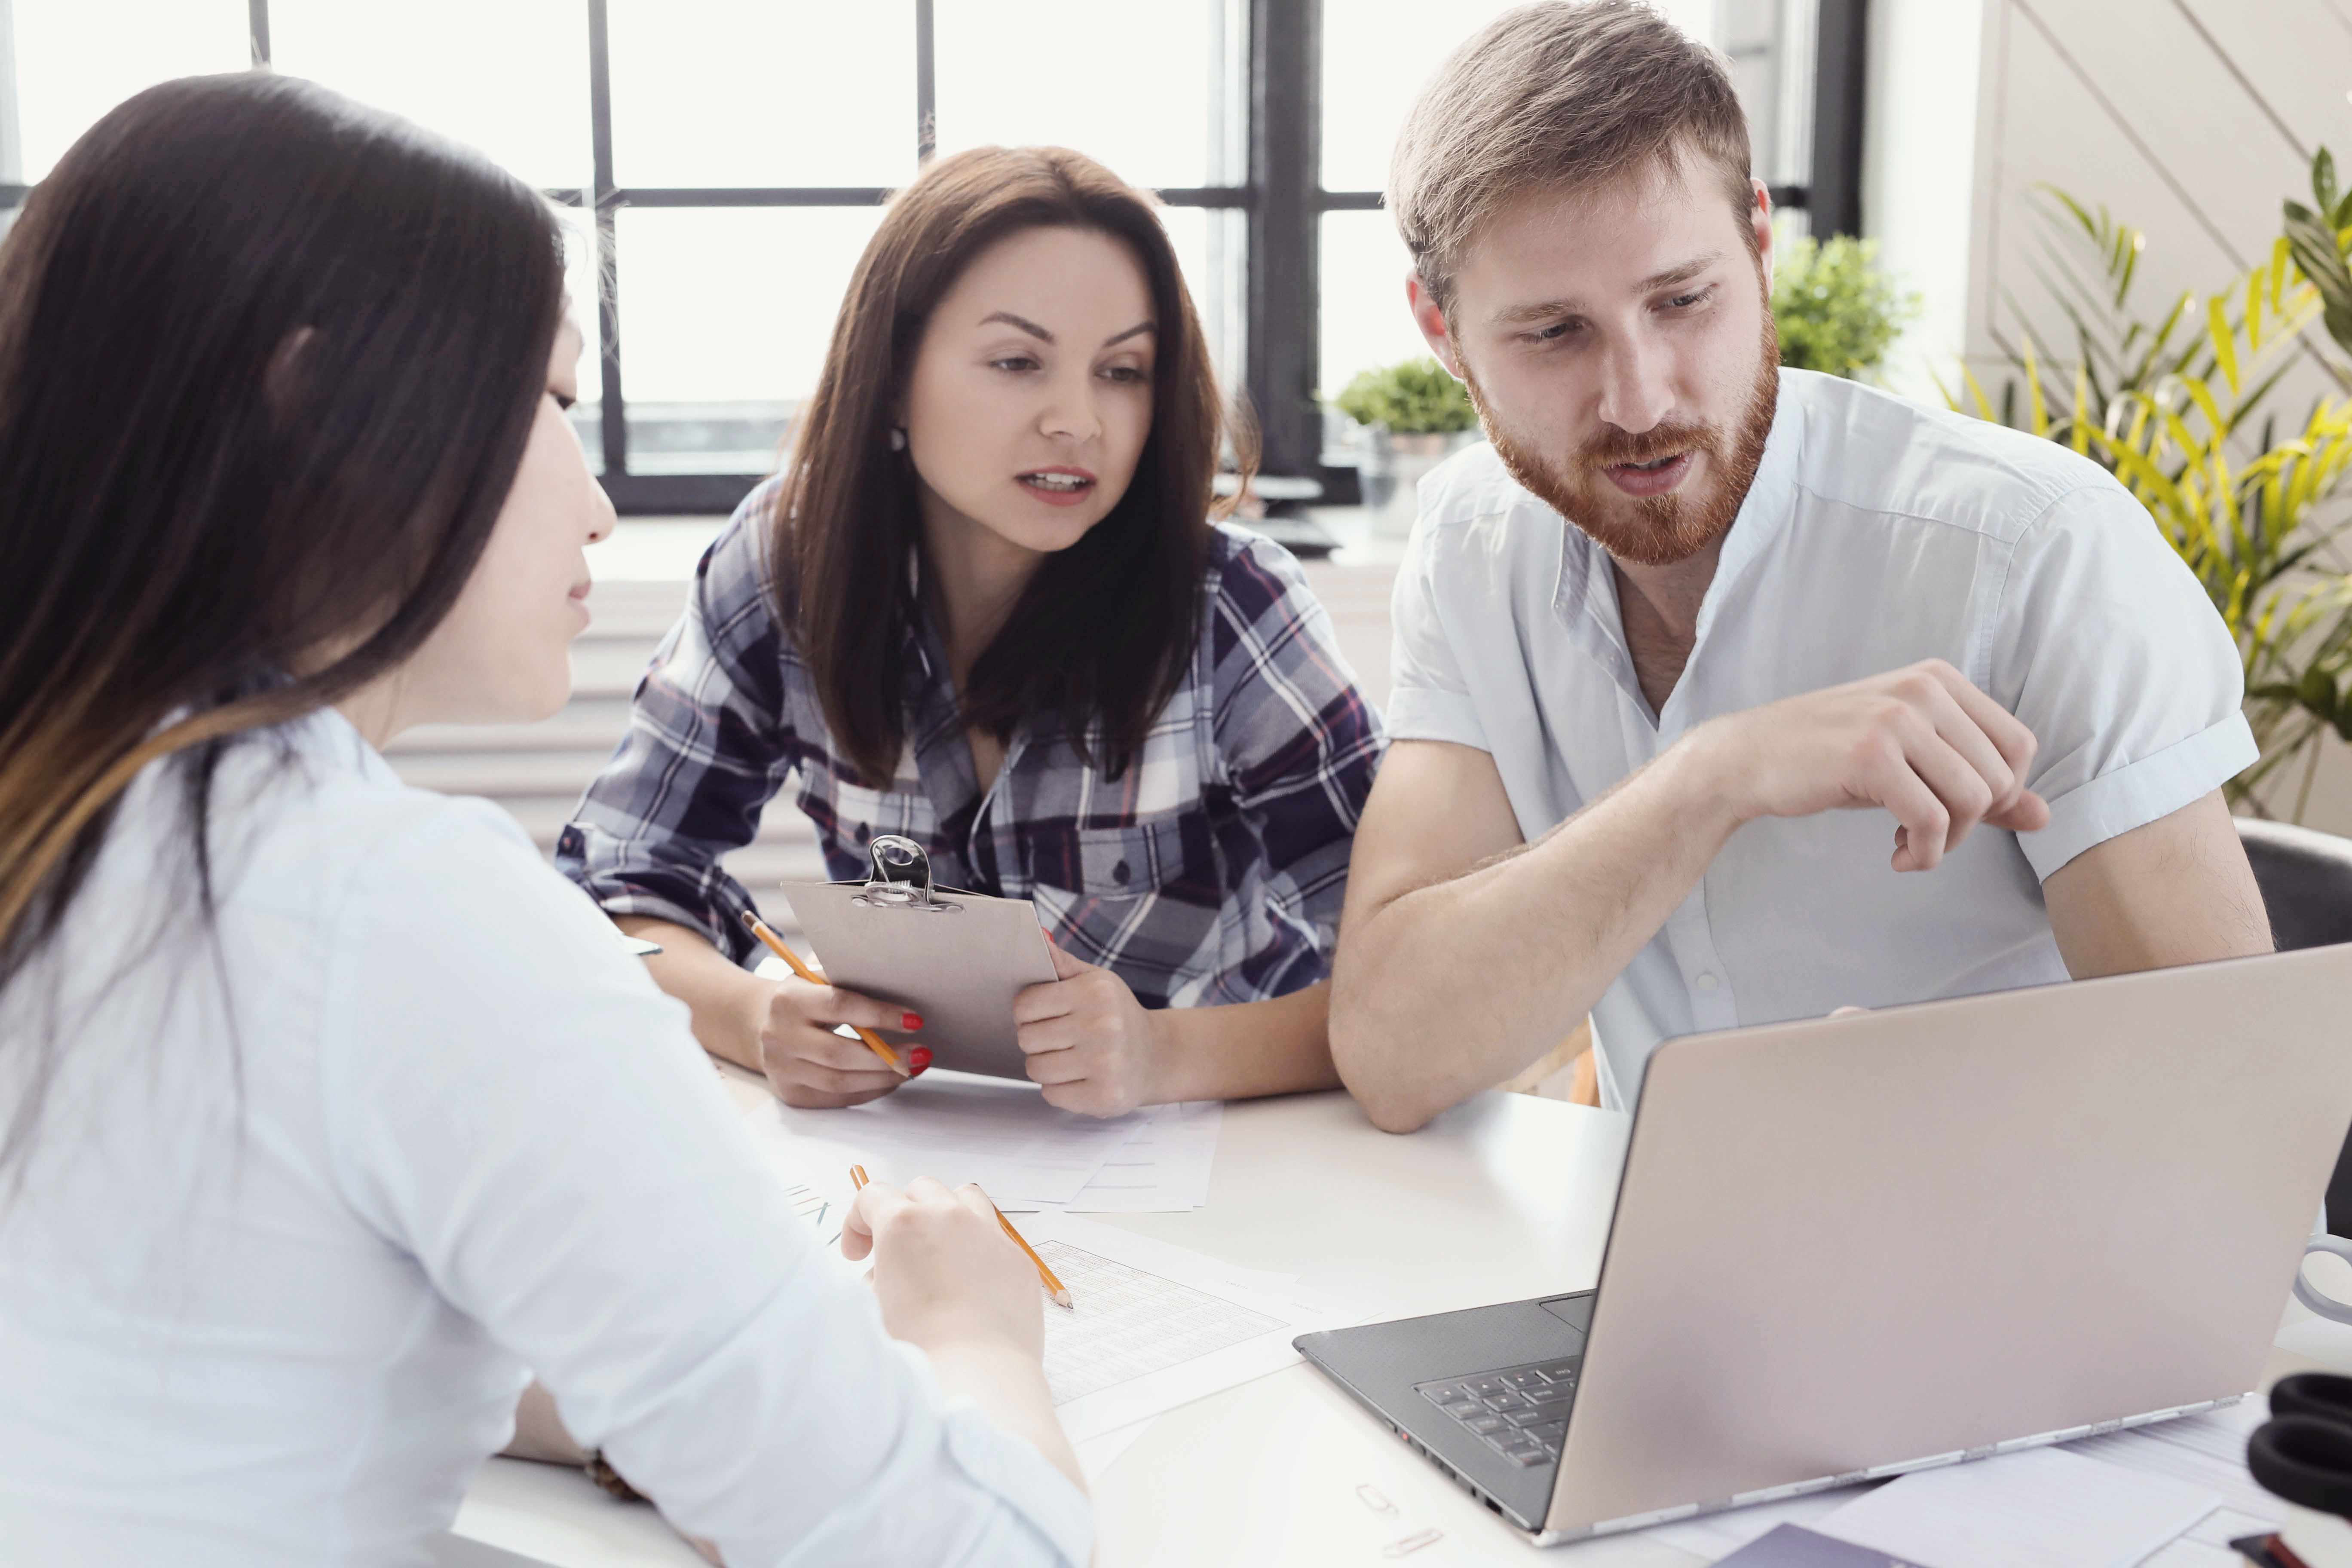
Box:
<box><xmin>0</xmin><ymin>710</ymin><xmax>1091</xmax><ymax>1566</ymax></box>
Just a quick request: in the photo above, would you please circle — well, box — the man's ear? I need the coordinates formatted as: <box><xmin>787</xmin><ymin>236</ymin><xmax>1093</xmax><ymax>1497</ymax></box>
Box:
<box><xmin>1405</xmin><ymin>269</ymin><xmax>1466</xmax><ymax>381</ymax></box>
<box><xmin>1750</xmin><ymin>178</ymin><xmax>1775</xmax><ymax>279</ymax></box>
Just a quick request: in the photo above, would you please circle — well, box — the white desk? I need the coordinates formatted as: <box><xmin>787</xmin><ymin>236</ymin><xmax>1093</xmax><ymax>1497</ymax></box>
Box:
<box><xmin>450</xmin><ymin>1084</ymin><xmax>2319</xmax><ymax>1567</ymax></box>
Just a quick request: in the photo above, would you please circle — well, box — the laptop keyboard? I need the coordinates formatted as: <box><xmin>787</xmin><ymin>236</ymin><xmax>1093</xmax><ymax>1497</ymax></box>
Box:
<box><xmin>1414</xmin><ymin>1357</ymin><xmax>1581</xmax><ymax>1468</ymax></box>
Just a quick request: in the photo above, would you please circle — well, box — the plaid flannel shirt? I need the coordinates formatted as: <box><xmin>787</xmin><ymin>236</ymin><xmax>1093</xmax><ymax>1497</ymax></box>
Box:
<box><xmin>557</xmin><ymin>481</ymin><xmax>1387</xmax><ymax>1008</ymax></box>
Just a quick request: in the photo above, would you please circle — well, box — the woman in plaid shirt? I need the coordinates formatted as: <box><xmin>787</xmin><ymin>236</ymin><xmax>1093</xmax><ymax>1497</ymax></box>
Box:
<box><xmin>560</xmin><ymin>147</ymin><xmax>1385</xmax><ymax>1118</ymax></box>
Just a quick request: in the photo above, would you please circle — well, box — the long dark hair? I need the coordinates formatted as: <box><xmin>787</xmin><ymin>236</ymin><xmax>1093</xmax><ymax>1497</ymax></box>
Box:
<box><xmin>782</xmin><ymin>145</ymin><xmax>1247</xmax><ymax>787</ymax></box>
<box><xmin>0</xmin><ymin>74</ymin><xmax>565</xmax><ymax>1158</ymax></box>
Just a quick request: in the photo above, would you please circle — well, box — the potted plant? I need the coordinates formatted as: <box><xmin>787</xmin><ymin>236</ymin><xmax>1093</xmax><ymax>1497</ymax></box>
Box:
<box><xmin>1770</xmin><ymin>231</ymin><xmax>1919</xmax><ymax>380</ymax></box>
<box><xmin>1334</xmin><ymin>356</ymin><xmax>1482</xmax><ymax>536</ymax></box>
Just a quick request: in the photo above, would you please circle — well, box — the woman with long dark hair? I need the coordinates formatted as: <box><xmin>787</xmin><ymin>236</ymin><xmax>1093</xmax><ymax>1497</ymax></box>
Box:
<box><xmin>561</xmin><ymin>147</ymin><xmax>1385</xmax><ymax>1115</ymax></box>
<box><xmin>0</xmin><ymin>75</ymin><xmax>1088</xmax><ymax>1564</ymax></box>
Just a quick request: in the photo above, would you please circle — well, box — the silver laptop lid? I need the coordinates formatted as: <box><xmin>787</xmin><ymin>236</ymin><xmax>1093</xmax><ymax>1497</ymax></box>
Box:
<box><xmin>1547</xmin><ymin>943</ymin><xmax>2352</xmax><ymax>1536</ymax></box>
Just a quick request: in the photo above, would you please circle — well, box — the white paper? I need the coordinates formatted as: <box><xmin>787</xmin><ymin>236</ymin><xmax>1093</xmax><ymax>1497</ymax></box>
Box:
<box><xmin>1026</xmin><ymin>1100</ymin><xmax>1223</xmax><ymax>1213</ymax></box>
<box><xmin>1018</xmin><ymin>1213</ymin><xmax>1367</xmax><ymax>1442</ymax></box>
<box><xmin>1814</xmin><ymin>1446</ymin><xmax>2219</xmax><ymax>1568</ymax></box>
<box><xmin>1641</xmin><ymin>1400</ymin><xmax>2279</xmax><ymax>1565</ymax></box>
<box><xmin>738</xmin><ymin>1112</ymin><xmax>865</xmax><ymax>1279</ymax></box>
<box><xmin>738</xmin><ymin>1069</ymin><xmax>1142</xmax><ymax>1204</ymax></box>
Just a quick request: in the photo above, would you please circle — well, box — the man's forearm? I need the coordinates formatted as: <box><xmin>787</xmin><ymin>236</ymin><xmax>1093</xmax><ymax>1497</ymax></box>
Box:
<box><xmin>615</xmin><ymin>916</ymin><xmax>772</xmax><ymax>1072</ymax></box>
<box><xmin>1331</xmin><ymin>741</ymin><xmax>1738</xmax><ymax>1132</ymax></box>
<box><xmin>1150</xmin><ymin>983</ymin><xmax>1340</xmax><ymax>1103</ymax></box>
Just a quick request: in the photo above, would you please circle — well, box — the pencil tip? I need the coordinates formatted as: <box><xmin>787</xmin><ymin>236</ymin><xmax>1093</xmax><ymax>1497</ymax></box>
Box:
<box><xmin>1053</xmin><ymin>1290</ymin><xmax>1074</xmax><ymax>1308</ymax></box>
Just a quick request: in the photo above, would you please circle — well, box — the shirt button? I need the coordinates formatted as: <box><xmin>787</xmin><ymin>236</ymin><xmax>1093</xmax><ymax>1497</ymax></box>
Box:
<box><xmin>1112</xmin><ymin>860</ymin><xmax>1130</xmax><ymax>885</ymax></box>
<box><xmin>1695</xmin><ymin>972</ymin><xmax>1719</xmax><ymax>993</ymax></box>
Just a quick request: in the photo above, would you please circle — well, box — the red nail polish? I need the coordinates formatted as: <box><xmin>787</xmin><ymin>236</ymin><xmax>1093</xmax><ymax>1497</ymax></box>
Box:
<box><xmin>909</xmin><ymin>1047</ymin><xmax>933</xmax><ymax>1075</ymax></box>
<box><xmin>902</xmin><ymin>1012</ymin><xmax>924</xmax><ymax>1031</ymax></box>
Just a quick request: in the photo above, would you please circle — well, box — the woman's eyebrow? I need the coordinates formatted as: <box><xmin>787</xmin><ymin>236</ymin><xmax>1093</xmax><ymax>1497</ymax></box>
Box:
<box><xmin>1101</xmin><ymin>321</ymin><xmax>1156</xmax><ymax>347</ymax></box>
<box><xmin>979</xmin><ymin>310</ymin><xmax>1054</xmax><ymax>342</ymax></box>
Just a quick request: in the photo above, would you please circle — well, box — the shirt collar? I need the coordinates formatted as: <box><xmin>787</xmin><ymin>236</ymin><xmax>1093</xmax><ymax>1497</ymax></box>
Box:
<box><xmin>1692</xmin><ymin>368</ymin><xmax>1806</xmax><ymax>646</ymax></box>
<box><xmin>1550</xmin><ymin>367</ymin><xmax>1809</xmax><ymax>658</ymax></box>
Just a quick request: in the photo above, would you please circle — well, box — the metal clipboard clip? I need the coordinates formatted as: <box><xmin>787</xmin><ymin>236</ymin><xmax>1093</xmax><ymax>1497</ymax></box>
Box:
<box><xmin>851</xmin><ymin>834</ymin><xmax>963</xmax><ymax>913</ymax></box>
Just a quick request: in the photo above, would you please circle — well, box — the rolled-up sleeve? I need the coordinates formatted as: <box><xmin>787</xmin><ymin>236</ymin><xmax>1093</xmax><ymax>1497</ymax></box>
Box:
<box><xmin>557</xmin><ymin>484</ymin><xmax>797</xmax><ymax>965</ymax></box>
<box><xmin>1210</xmin><ymin>536</ymin><xmax>1387</xmax><ymax>959</ymax></box>
<box><xmin>1993</xmin><ymin>483</ymin><xmax>2259</xmax><ymax>879</ymax></box>
<box><xmin>1383</xmin><ymin>518</ymin><xmax>1492</xmax><ymax>753</ymax></box>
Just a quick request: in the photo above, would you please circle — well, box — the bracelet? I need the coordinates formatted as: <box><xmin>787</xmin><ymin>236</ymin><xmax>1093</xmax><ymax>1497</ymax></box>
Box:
<box><xmin>584</xmin><ymin>1450</ymin><xmax>646</xmax><ymax>1503</ymax></box>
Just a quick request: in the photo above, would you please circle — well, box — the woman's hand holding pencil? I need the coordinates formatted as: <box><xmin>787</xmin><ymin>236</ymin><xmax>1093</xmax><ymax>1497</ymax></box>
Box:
<box><xmin>852</xmin><ymin>1165</ymin><xmax>1072</xmax><ymax>1310</ymax></box>
<box><xmin>739</xmin><ymin>909</ymin><xmax>933</xmax><ymax>1109</ymax></box>
<box><xmin>843</xmin><ymin>1171</ymin><xmax>1058</xmax><ymax>1363</ymax></box>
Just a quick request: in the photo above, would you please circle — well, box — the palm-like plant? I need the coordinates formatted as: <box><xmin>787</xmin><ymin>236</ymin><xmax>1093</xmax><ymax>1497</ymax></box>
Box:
<box><xmin>1945</xmin><ymin>176</ymin><xmax>2352</xmax><ymax>819</ymax></box>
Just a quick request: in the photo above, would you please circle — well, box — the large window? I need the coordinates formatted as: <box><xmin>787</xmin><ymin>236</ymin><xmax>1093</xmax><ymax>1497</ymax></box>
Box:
<box><xmin>0</xmin><ymin>0</ymin><xmax>1857</xmax><ymax>515</ymax></box>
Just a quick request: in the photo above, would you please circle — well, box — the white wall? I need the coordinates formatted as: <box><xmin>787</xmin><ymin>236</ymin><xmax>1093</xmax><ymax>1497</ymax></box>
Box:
<box><xmin>1858</xmin><ymin>0</ymin><xmax>1988</xmax><ymax>402</ymax></box>
<box><xmin>1863</xmin><ymin>0</ymin><xmax>2352</xmax><ymax>832</ymax></box>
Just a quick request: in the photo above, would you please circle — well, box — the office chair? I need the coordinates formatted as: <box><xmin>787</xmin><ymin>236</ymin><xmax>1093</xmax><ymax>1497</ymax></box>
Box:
<box><xmin>2237</xmin><ymin>818</ymin><xmax>2352</xmax><ymax>1236</ymax></box>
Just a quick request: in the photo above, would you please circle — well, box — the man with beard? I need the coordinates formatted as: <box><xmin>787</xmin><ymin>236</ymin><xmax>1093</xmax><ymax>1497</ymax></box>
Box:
<box><xmin>1328</xmin><ymin>0</ymin><xmax>2272</xmax><ymax>1133</ymax></box>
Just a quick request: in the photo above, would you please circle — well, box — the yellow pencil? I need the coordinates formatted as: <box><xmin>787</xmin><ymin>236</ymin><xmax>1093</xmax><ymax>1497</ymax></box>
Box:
<box><xmin>848</xmin><ymin>1165</ymin><xmax>1074</xmax><ymax>1309</ymax></box>
<box><xmin>992</xmin><ymin>1205</ymin><xmax>1074</xmax><ymax>1310</ymax></box>
<box><xmin>740</xmin><ymin>910</ymin><xmax>906</xmax><ymax>1077</ymax></box>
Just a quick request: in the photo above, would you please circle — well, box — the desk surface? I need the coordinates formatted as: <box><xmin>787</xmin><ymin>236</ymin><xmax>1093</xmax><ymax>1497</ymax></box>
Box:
<box><xmin>450</xmin><ymin>1083</ymin><xmax>2317</xmax><ymax>1567</ymax></box>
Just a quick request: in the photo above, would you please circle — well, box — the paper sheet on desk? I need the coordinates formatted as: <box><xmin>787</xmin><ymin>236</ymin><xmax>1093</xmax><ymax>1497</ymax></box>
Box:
<box><xmin>1811</xmin><ymin>1446</ymin><xmax>2217</xmax><ymax>1568</ymax></box>
<box><xmin>1647</xmin><ymin>1403</ymin><xmax>2275</xmax><ymax>1568</ymax></box>
<box><xmin>1018</xmin><ymin>1213</ymin><xmax>1364</xmax><ymax>1442</ymax></box>
<box><xmin>739</xmin><ymin>1069</ymin><xmax>1141</xmax><ymax>1204</ymax></box>
<box><xmin>1025</xmin><ymin>1099</ymin><xmax>1222</xmax><ymax>1213</ymax></box>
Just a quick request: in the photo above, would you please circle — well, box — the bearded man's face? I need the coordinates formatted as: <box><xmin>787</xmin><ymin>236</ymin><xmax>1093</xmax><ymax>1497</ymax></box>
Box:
<box><xmin>1419</xmin><ymin>155</ymin><xmax>1781</xmax><ymax>567</ymax></box>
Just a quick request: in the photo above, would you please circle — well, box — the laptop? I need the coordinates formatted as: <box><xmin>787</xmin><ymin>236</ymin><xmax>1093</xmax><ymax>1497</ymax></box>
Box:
<box><xmin>1297</xmin><ymin>943</ymin><xmax>2352</xmax><ymax>1543</ymax></box>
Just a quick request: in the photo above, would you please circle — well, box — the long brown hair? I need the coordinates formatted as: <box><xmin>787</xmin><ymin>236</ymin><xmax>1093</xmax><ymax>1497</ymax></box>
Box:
<box><xmin>781</xmin><ymin>146</ymin><xmax>1246</xmax><ymax>787</ymax></box>
<box><xmin>0</xmin><ymin>75</ymin><xmax>563</xmax><ymax>1165</ymax></box>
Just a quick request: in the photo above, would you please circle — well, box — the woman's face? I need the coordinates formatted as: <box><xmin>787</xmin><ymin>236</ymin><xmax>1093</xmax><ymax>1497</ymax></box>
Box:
<box><xmin>380</xmin><ymin>318</ymin><xmax>616</xmax><ymax>730</ymax></box>
<box><xmin>900</xmin><ymin>225</ymin><xmax>1157</xmax><ymax>560</ymax></box>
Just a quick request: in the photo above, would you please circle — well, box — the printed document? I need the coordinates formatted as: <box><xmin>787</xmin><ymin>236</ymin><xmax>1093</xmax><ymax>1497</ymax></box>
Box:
<box><xmin>1019</xmin><ymin>1213</ymin><xmax>1365</xmax><ymax>1442</ymax></box>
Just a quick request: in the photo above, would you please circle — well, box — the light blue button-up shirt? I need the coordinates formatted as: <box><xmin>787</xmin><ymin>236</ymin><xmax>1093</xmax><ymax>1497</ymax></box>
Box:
<box><xmin>1386</xmin><ymin>368</ymin><xmax>2257</xmax><ymax>1109</ymax></box>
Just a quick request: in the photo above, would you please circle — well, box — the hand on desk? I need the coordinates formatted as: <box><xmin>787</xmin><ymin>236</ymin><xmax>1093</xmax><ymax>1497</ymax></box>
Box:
<box><xmin>756</xmin><ymin>971</ymin><xmax>930</xmax><ymax>1110</ymax></box>
<box><xmin>1014</xmin><ymin>938</ymin><xmax>1167</xmax><ymax>1118</ymax></box>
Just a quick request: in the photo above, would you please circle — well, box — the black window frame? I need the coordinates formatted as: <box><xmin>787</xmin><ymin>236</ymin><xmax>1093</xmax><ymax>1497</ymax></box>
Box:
<box><xmin>0</xmin><ymin>0</ymin><xmax>1868</xmax><ymax>515</ymax></box>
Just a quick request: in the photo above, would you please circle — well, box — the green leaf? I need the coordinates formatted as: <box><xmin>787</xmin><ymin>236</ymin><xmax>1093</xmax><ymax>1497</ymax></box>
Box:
<box><xmin>2316</xmin><ymin>146</ymin><xmax>2340</xmax><ymax>220</ymax></box>
<box><xmin>2207</xmin><ymin>297</ymin><xmax>2239</xmax><ymax>396</ymax></box>
<box><xmin>1331</xmin><ymin>357</ymin><xmax>1477</xmax><ymax>434</ymax></box>
<box><xmin>2301</xmin><ymin>665</ymin><xmax>2339</xmax><ymax>720</ymax></box>
<box><xmin>2286</xmin><ymin>200</ymin><xmax>2352</xmax><ymax>354</ymax></box>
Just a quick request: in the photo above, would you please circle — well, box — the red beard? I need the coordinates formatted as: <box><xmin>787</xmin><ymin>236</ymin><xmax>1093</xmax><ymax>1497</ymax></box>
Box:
<box><xmin>1467</xmin><ymin>308</ymin><xmax>1781</xmax><ymax>568</ymax></box>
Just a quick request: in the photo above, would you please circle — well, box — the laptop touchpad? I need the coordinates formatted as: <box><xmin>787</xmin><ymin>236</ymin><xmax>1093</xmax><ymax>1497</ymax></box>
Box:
<box><xmin>1539</xmin><ymin>1293</ymin><xmax>1594</xmax><ymax>1336</ymax></box>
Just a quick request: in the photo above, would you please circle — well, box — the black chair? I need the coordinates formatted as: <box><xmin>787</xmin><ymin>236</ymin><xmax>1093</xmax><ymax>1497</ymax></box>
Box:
<box><xmin>2237</xmin><ymin>818</ymin><xmax>2352</xmax><ymax>1235</ymax></box>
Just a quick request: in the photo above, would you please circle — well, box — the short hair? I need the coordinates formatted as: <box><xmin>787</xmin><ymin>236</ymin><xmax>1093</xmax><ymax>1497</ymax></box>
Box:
<box><xmin>1387</xmin><ymin>0</ymin><xmax>1757</xmax><ymax>314</ymax></box>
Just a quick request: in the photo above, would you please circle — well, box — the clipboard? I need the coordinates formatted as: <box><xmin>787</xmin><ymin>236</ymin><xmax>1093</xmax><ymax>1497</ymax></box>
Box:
<box><xmin>780</xmin><ymin>835</ymin><xmax>1059</xmax><ymax>1081</ymax></box>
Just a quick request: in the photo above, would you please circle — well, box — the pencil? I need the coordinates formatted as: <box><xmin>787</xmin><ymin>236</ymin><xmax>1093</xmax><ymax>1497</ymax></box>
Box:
<box><xmin>993</xmin><ymin>1205</ymin><xmax>1075</xmax><ymax>1310</ymax></box>
<box><xmin>741</xmin><ymin>910</ymin><xmax>906</xmax><ymax>1077</ymax></box>
<box><xmin>847</xmin><ymin>1165</ymin><xmax>1074</xmax><ymax>1309</ymax></box>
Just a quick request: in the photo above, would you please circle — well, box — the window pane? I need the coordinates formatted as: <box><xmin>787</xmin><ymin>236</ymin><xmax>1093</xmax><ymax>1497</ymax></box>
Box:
<box><xmin>557</xmin><ymin>206</ymin><xmax>607</xmax><ymax>473</ymax></box>
<box><xmin>270</xmin><ymin>0</ymin><xmax>591</xmax><ymax>190</ymax></box>
<box><xmin>1155</xmin><ymin>204</ymin><xmax>1246</xmax><ymax>389</ymax></box>
<box><xmin>612</xmin><ymin>206</ymin><xmax>884</xmax><ymax>474</ymax></box>
<box><xmin>608</xmin><ymin>1</ymin><xmax>916</xmax><ymax>187</ymax></box>
<box><xmin>1320</xmin><ymin>209</ymin><xmax>1427</xmax><ymax>402</ymax></box>
<box><xmin>13</xmin><ymin>0</ymin><xmax>248</xmax><ymax>183</ymax></box>
<box><xmin>933</xmin><ymin>0</ymin><xmax>1235</xmax><ymax>191</ymax></box>
<box><xmin>1320</xmin><ymin>0</ymin><xmax>1718</xmax><ymax>192</ymax></box>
